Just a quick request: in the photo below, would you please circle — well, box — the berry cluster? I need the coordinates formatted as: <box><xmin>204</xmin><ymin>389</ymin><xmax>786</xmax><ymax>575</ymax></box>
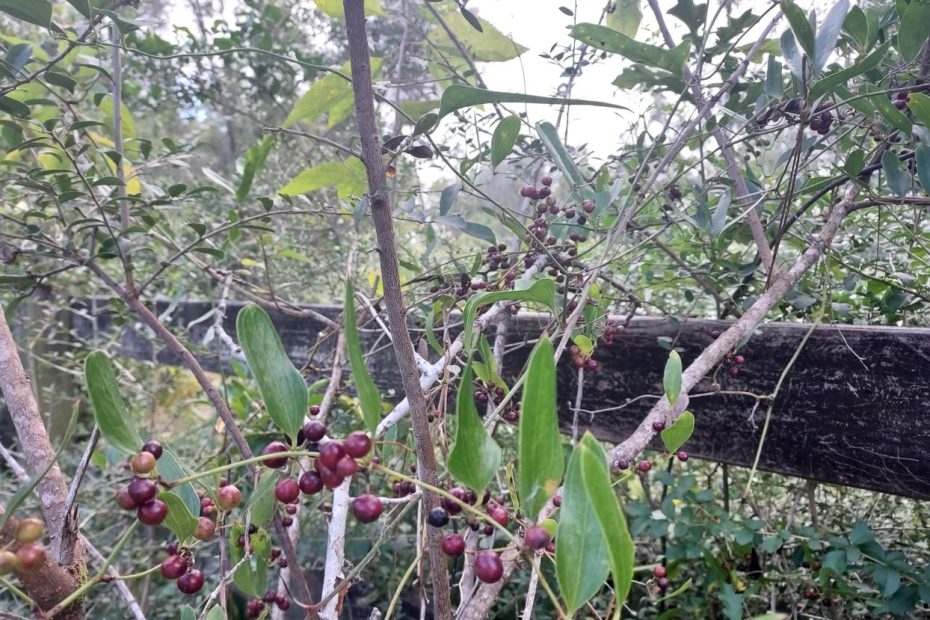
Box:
<box><xmin>569</xmin><ymin>344</ymin><xmax>598</xmax><ymax>371</ymax></box>
<box><xmin>600</xmin><ymin>323</ymin><xmax>623</xmax><ymax>347</ymax></box>
<box><xmin>160</xmin><ymin>545</ymin><xmax>205</xmax><ymax>595</ymax></box>
<box><xmin>472</xmin><ymin>380</ymin><xmax>520</xmax><ymax>422</ymax></box>
<box><xmin>807</xmin><ymin>102</ymin><xmax>834</xmax><ymax>136</ymax></box>
<box><xmin>724</xmin><ymin>351</ymin><xmax>746</xmax><ymax>378</ymax></box>
<box><xmin>245</xmin><ymin>590</ymin><xmax>291</xmax><ymax>618</ymax></box>
<box><xmin>116</xmin><ymin>441</ymin><xmax>169</xmax><ymax>526</ymax></box>
<box><xmin>0</xmin><ymin>518</ymin><xmax>47</xmax><ymax>576</ymax></box>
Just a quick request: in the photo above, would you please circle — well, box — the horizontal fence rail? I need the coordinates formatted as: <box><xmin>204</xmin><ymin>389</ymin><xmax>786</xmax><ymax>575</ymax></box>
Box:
<box><xmin>71</xmin><ymin>299</ymin><xmax>930</xmax><ymax>500</ymax></box>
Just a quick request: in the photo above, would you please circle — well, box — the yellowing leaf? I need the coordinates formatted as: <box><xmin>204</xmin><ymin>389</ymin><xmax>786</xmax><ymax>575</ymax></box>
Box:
<box><xmin>313</xmin><ymin>0</ymin><xmax>382</xmax><ymax>18</ymax></box>
<box><xmin>284</xmin><ymin>59</ymin><xmax>382</xmax><ymax>128</ymax></box>
<box><xmin>366</xmin><ymin>271</ymin><xmax>384</xmax><ymax>297</ymax></box>
<box><xmin>98</xmin><ymin>98</ymin><xmax>136</xmax><ymax>138</ymax></box>
<box><xmin>429</xmin><ymin>12</ymin><xmax>527</xmax><ymax>62</ymax></box>
<box><xmin>278</xmin><ymin>158</ymin><xmax>367</xmax><ymax>199</ymax></box>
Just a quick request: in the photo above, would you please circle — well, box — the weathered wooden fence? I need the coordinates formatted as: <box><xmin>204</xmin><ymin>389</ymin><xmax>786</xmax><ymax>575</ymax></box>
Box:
<box><xmin>71</xmin><ymin>299</ymin><xmax>930</xmax><ymax>500</ymax></box>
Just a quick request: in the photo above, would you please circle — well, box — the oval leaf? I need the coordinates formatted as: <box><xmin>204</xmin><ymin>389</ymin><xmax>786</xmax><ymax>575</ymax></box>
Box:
<box><xmin>780</xmin><ymin>0</ymin><xmax>815</xmax><ymax>59</ymax></box>
<box><xmin>915</xmin><ymin>144</ymin><xmax>930</xmax><ymax>192</ymax></box>
<box><xmin>158</xmin><ymin>491</ymin><xmax>198</xmax><ymax>541</ymax></box>
<box><xmin>461</xmin><ymin>278</ymin><xmax>556</xmax><ymax>355</ymax></box>
<box><xmin>570</xmin><ymin>22</ymin><xmax>690</xmax><ymax>74</ymax></box>
<box><xmin>663</xmin><ymin>350</ymin><xmax>682</xmax><ymax>406</ymax></box>
<box><xmin>344</xmin><ymin>281</ymin><xmax>383</xmax><ymax>432</ymax></box>
<box><xmin>556</xmin><ymin>438</ymin><xmax>610</xmax><ymax>613</ymax></box>
<box><xmin>578</xmin><ymin>433</ymin><xmax>635</xmax><ymax>608</ymax></box>
<box><xmin>518</xmin><ymin>337</ymin><xmax>564</xmax><ymax>519</ymax></box>
<box><xmin>490</xmin><ymin>115</ymin><xmax>520</xmax><ymax>169</ymax></box>
<box><xmin>447</xmin><ymin>365</ymin><xmax>502</xmax><ymax>493</ymax></box>
<box><xmin>897</xmin><ymin>0</ymin><xmax>930</xmax><ymax>62</ymax></box>
<box><xmin>536</xmin><ymin>121</ymin><xmax>585</xmax><ymax>192</ymax></box>
<box><xmin>881</xmin><ymin>151</ymin><xmax>911</xmax><ymax>197</ymax></box>
<box><xmin>158</xmin><ymin>447</ymin><xmax>201</xmax><ymax>518</ymax></box>
<box><xmin>436</xmin><ymin>84</ymin><xmax>630</xmax><ymax>122</ymax></box>
<box><xmin>84</xmin><ymin>351</ymin><xmax>143</xmax><ymax>455</ymax></box>
<box><xmin>661</xmin><ymin>410</ymin><xmax>695</xmax><ymax>454</ymax></box>
<box><xmin>236</xmin><ymin>305</ymin><xmax>307</xmax><ymax>440</ymax></box>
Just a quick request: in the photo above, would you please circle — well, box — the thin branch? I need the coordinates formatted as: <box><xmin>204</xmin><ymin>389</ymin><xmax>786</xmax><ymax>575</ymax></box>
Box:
<box><xmin>342</xmin><ymin>2</ymin><xmax>452</xmax><ymax>616</ymax></box>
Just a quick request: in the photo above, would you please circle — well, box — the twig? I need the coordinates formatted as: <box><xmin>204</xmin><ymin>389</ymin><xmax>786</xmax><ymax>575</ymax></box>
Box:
<box><xmin>607</xmin><ymin>185</ymin><xmax>859</xmax><ymax>467</ymax></box>
<box><xmin>265</xmin><ymin>126</ymin><xmax>362</xmax><ymax>159</ymax></box>
<box><xmin>82</xmin><ymin>537</ymin><xmax>147</xmax><ymax>620</ymax></box>
<box><xmin>520</xmin><ymin>554</ymin><xmax>542</xmax><ymax>620</ymax></box>
<box><xmin>319</xmin><ymin>480</ymin><xmax>351</xmax><ymax>620</ymax></box>
<box><xmin>342</xmin><ymin>2</ymin><xmax>452</xmax><ymax>615</ymax></box>
<box><xmin>197</xmin><ymin>554</ymin><xmax>251</xmax><ymax>620</ymax></box>
<box><xmin>63</xmin><ymin>426</ymin><xmax>100</xmax><ymax>525</ymax></box>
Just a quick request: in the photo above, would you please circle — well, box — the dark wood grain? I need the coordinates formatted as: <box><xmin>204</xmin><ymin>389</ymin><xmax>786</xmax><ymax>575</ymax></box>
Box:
<box><xmin>71</xmin><ymin>300</ymin><xmax>930</xmax><ymax>500</ymax></box>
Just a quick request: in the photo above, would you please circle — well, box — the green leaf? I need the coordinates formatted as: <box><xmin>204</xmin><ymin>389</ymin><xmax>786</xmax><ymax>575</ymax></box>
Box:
<box><xmin>158</xmin><ymin>491</ymin><xmax>198</xmax><ymax>541</ymax></box>
<box><xmin>429</xmin><ymin>11</ymin><xmax>527</xmax><ymax>62</ymax></box>
<box><xmin>915</xmin><ymin>144</ymin><xmax>930</xmax><ymax>192</ymax></box>
<box><xmin>447</xmin><ymin>365</ymin><xmax>502</xmax><ymax>493</ymax></box>
<box><xmin>180</xmin><ymin>605</ymin><xmax>196</xmax><ymax>620</ymax></box>
<box><xmin>247</xmin><ymin>473</ymin><xmax>278</xmax><ymax>526</ymax></box>
<box><xmin>439</xmin><ymin>183</ymin><xmax>460</xmax><ymax>216</ymax></box>
<box><xmin>84</xmin><ymin>352</ymin><xmax>144</xmax><ymax>455</ymax></box>
<box><xmin>490</xmin><ymin>115</ymin><xmax>520</xmax><ymax>169</ymax></box>
<box><xmin>556</xmin><ymin>438</ymin><xmax>610</xmax><ymax>613</ymax></box>
<box><xmin>0</xmin><ymin>0</ymin><xmax>51</xmax><ymax>27</ymax></box>
<box><xmin>663</xmin><ymin>350</ymin><xmax>682</xmax><ymax>405</ymax></box>
<box><xmin>809</xmin><ymin>42</ymin><xmax>888</xmax><ymax>101</ymax></box>
<box><xmin>344</xmin><ymin>281</ymin><xmax>381</xmax><ymax>432</ymax></box>
<box><xmin>661</xmin><ymin>411</ymin><xmax>695</xmax><ymax>454</ymax></box>
<box><xmin>278</xmin><ymin>158</ymin><xmax>367</xmax><ymax>199</ymax></box>
<box><xmin>655</xmin><ymin>578</ymin><xmax>694</xmax><ymax>603</ymax></box>
<box><xmin>236</xmin><ymin>305</ymin><xmax>308</xmax><ymax>440</ymax></box>
<box><xmin>2</xmin><ymin>44</ymin><xmax>31</xmax><ymax>78</ymax></box>
<box><xmin>236</xmin><ymin>136</ymin><xmax>273</xmax><ymax>204</ymax></box>
<box><xmin>204</xmin><ymin>606</ymin><xmax>226</xmax><ymax>620</ymax></box>
<box><xmin>813</xmin><ymin>0</ymin><xmax>849</xmax><ymax>75</ymax></box>
<box><xmin>764</xmin><ymin>55</ymin><xmax>783</xmax><ymax>98</ymax></box>
<box><xmin>459</xmin><ymin>6</ymin><xmax>483</xmax><ymax>32</ymax></box>
<box><xmin>781</xmin><ymin>1</ymin><xmax>815</xmax><ymax>60</ymax></box>
<box><xmin>435</xmin><ymin>215</ymin><xmax>497</xmax><ymax>244</ymax></box>
<box><xmin>842</xmin><ymin>6</ymin><xmax>868</xmax><ymax>50</ymax></box>
<box><xmin>229</xmin><ymin>524</ymin><xmax>271</xmax><ymax>596</ymax></box>
<box><xmin>44</xmin><ymin>71</ymin><xmax>76</xmax><ymax>93</ymax></box>
<box><xmin>461</xmin><ymin>279</ymin><xmax>556</xmax><ymax>355</ymax></box>
<box><xmin>897</xmin><ymin>0</ymin><xmax>930</xmax><ymax>61</ymax></box>
<box><xmin>909</xmin><ymin>93</ymin><xmax>930</xmax><ymax>128</ymax></box>
<box><xmin>881</xmin><ymin>151</ymin><xmax>911</xmax><ymax>197</ymax></box>
<box><xmin>862</xmin><ymin>84</ymin><xmax>912</xmax><ymax>134</ymax></box>
<box><xmin>572</xmin><ymin>335</ymin><xmax>595</xmax><ymax>358</ymax></box>
<box><xmin>606</xmin><ymin>0</ymin><xmax>642</xmax><ymax>37</ymax></box>
<box><xmin>577</xmin><ymin>434</ymin><xmax>635</xmax><ymax>608</ymax></box>
<box><xmin>570</xmin><ymin>23</ymin><xmax>690</xmax><ymax>74</ymax></box>
<box><xmin>436</xmin><ymin>84</ymin><xmax>631</xmax><ymax>122</ymax></box>
<box><xmin>536</xmin><ymin>121</ymin><xmax>586</xmax><ymax>193</ymax></box>
<box><xmin>780</xmin><ymin>29</ymin><xmax>804</xmax><ymax>77</ymax></box>
<box><xmin>158</xmin><ymin>448</ymin><xmax>201</xmax><ymax>518</ymax></box>
<box><xmin>518</xmin><ymin>337</ymin><xmax>563</xmax><ymax>519</ymax></box>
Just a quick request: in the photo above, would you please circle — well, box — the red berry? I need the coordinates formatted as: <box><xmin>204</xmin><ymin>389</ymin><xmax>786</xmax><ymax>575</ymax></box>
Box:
<box><xmin>344</xmin><ymin>432</ymin><xmax>372</xmax><ymax>458</ymax></box>
<box><xmin>131</xmin><ymin>452</ymin><xmax>157</xmax><ymax>475</ymax></box>
<box><xmin>734</xmin><ymin>355</ymin><xmax>745</xmax><ymax>365</ymax></box>
<box><xmin>552</xmin><ymin>494</ymin><xmax>562</xmax><ymax>508</ymax></box>
<box><xmin>657</xmin><ymin>577</ymin><xmax>670</xmax><ymax>589</ymax></box>
<box><xmin>654</xmin><ymin>565</ymin><xmax>667</xmax><ymax>579</ymax></box>
<box><xmin>281</xmin><ymin>517</ymin><xmax>293</xmax><ymax>527</ymax></box>
<box><xmin>582</xmin><ymin>199</ymin><xmax>595</xmax><ymax>213</ymax></box>
<box><xmin>585</xmin><ymin>359</ymin><xmax>598</xmax><ymax>371</ymax></box>
<box><xmin>177</xmin><ymin>569</ymin><xmax>205</xmax><ymax>594</ymax></box>
<box><xmin>637</xmin><ymin>460</ymin><xmax>652</xmax><ymax>473</ymax></box>
<box><xmin>352</xmin><ymin>494</ymin><xmax>383</xmax><ymax>523</ymax></box>
<box><xmin>309</xmin><ymin>405</ymin><xmax>321</xmax><ymax>416</ymax></box>
<box><xmin>141</xmin><ymin>440</ymin><xmax>163</xmax><ymax>459</ymax></box>
<box><xmin>276</xmin><ymin>597</ymin><xmax>290</xmax><ymax>611</ymax></box>
<box><xmin>335</xmin><ymin>456</ymin><xmax>358</xmax><ymax>478</ymax></box>
<box><xmin>261</xmin><ymin>442</ymin><xmax>289</xmax><ymax>468</ymax></box>
<box><xmin>138</xmin><ymin>499</ymin><xmax>169</xmax><ymax>525</ymax></box>
<box><xmin>15</xmin><ymin>544</ymin><xmax>45</xmax><ymax>573</ymax></box>
<box><xmin>729</xmin><ymin>366</ymin><xmax>740</xmax><ymax>377</ymax></box>
<box><xmin>677</xmin><ymin>450</ymin><xmax>689</xmax><ymax>462</ymax></box>
<box><xmin>317</xmin><ymin>441</ymin><xmax>345</xmax><ymax>470</ymax></box>
<box><xmin>523</xmin><ymin>525</ymin><xmax>550</xmax><ymax>551</ymax></box>
<box><xmin>275</xmin><ymin>478</ymin><xmax>300</xmax><ymax>504</ymax></box>
<box><xmin>652</xmin><ymin>420</ymin><xmax>666</xmax><ymax>432</ymax></box>
<box><xmin>217</xmin><ymin>485</ymin><xmax>243</xmax><ymax>511</ymax></box>
<box><xmin>540</xmin><ymin>175</ymin><xmax>553</xmax><ymax>187</ymax></box>
<box><xmin>319</xmin><ymin>467</ymin><xmax>344</xmax><ymax>489</ymax></box>
<box><xmin>488</xmin><ymin>505</ymin><xmax>509</xmax><ymax>527</ymax></box>
<box><xmin>161</xmin><ymin>554</ymin><xmax>189</xmax><ymax>580</ymax></box>
<box><xmin>474</xmin><ymin>551</ymin><xmax>503</xmax><ymax>583</ymax></box>
<box><xmin>263</xmin><ymin>590</ymin><xmax>277</xmax><ymax>603</ymax></box>
<box><xmin>298</xmin><ymin>471</ymin><xmax>324</xmax><ymax>495</ymax></box>
<box><xmin>194</xmin><ymin>517</ymin><xmax>215</xmax><ymax>541</ymax></box>
<box><xmin>116</xmin><ymin>487</ymin><xmax>139</xmax><ymax>510</ymax></box>
<box><xmin>285</xmin><ymin>503</ymin><xmax>298</xmax><ymax>515</ymax></box>
<box><xmin>302</xmin><ymin>420</ymin><xmax>326</xmax><ymax>442</ymax></box>
<box><xmin>245</xmin><ymin>598</ymin><xmax>265</xmax><ymax>618</ymax></box>
<box><xmin>127</xmin><ymin>477</ymin><xmax>158</xmax><ymax>504</ymax></box>
<box><xmin>441</xmin><ymin>534</ymin><xmax>465</xmax><ymax>557</ymax></box>
<box><xmin>615</xmin><ymin>459</ymin><xmax>630</xmax><ymax>471</ymax></box>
